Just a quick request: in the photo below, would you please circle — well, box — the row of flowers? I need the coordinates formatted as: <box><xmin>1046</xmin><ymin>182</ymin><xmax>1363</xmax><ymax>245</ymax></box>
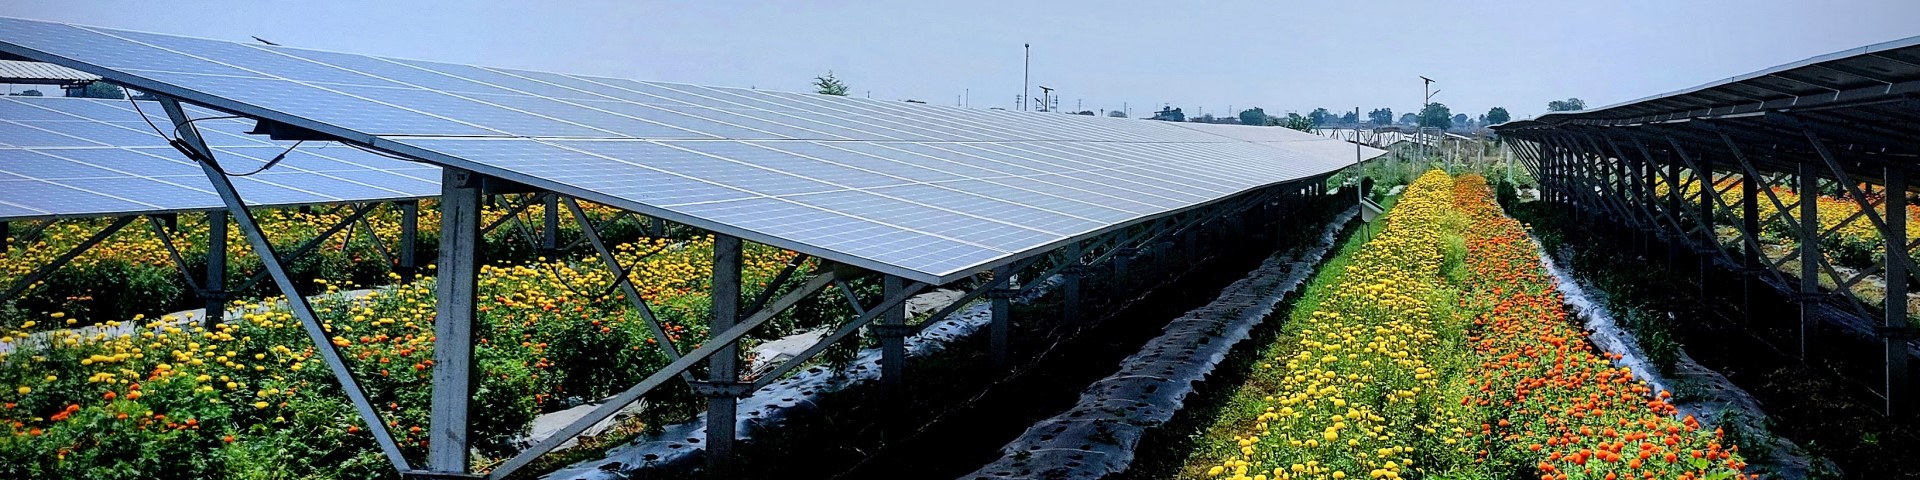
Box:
<box><xmin>1454</xmin><ymin>174</ymin><xmax>1746</xmax><ymax>479</ymax></box>
<box><xmin>1200</xmin><ymin>171</ymin><xmax>1747</xmax><ymax>480</ymax></box>
<box><xmin>0</xmin><ymin>232</ymin><xmax>800</xmax><ymax>479</ymax></box>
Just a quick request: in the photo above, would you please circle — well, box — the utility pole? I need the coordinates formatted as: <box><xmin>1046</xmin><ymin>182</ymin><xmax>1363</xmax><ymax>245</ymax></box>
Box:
<box><xmin>1037</xmin><ymin>85</ymin><xmax>1053</xmax><ymax>112</ymax></box>
<box><xmin>1419</xmin><ymin>76</ymin><xmax>1438</xmax><ymax>162</ymax></box>
<box><xmin>1023</xmin><ymin>43</ymin><xmax>1030</xmax><ymax>112</ymax></box>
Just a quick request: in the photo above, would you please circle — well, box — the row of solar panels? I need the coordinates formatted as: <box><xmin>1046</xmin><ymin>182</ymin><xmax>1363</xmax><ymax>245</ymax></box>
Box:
<box><xmin>0</xmin><ymin>16</ymin><xmax>1382</xmax><ymax>282</ymax></box>
<box><xmin>0</xmin><ymin>96</ymin><xmax>438</xmax><ymax>221</ymax></box>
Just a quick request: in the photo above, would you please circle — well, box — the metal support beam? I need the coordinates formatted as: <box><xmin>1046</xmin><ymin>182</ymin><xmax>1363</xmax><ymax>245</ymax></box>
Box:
<box><xmin>1885</xmin><ymin>167</ymin><xmax>1910</xmax><ymax>417</ymax></box>
<box><xmin>564</xmin><ymin>198</ymin><xmax>692</xmax><ymax>383</ymax></box>
<box><xmin>1799</xmin><ymin>162</ymin><xmax>1821</xmax><ymax>358</ymax></box>
<box><xmin>989</xmin><ymin>265</ymin><xmax>1014</xmax><ymax>369</ymax></box>
<box><xmin>398</xmin><ymin>200</ymin><xmax>419</xmax><ymax>282</ymax></box>
<box><xmin>491</xmin><ymin>264</ymin><xmax>853</xmax><ymax>479</ymax></box>
<box><xmin>0</xmin><ymin>216</ymin><xmax>133</xmax><ymax>304</ymax></box>
<box><xmin>429</xmin><ymin>168</ymin><xmax>482</xmax><ymax>474</ymax></box>
<box><xmin>705</xmin><ymin>234</ymin><xmax>743</xmax><ymax>474</ymax></box>
<box><xmin>157</xmin><ymin>97</ymin><xmax>410</xmax><ymax>473</ymax></box>
<box><xmin>541</xmin><ymin>193</ymin><xmax>559</xmax><ymax>258</ymax></box>
<box><xmin>879</xmin><ymin>274</ymin><xmax>908</xmax><ymax>399</ymax></box>
<box><xmin>205</xmin><ymin>212</ymin><xmax>228</xmax><ymax>325</ymax></box>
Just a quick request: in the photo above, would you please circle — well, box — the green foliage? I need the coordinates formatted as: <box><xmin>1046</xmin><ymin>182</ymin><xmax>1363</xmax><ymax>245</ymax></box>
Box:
<box><xmin>1236</xmin><ymin>107</ymin><xmax>1267</xmax><ymax>126</ymax></box>
<box><xmin>1307</xmin><ymin>107</ymin><xmax>1332</xmax><ymax>125</ymax></box>
<box><xmin>1547</xmin><ymin>97</ymin><xmax>1587</xmax><ymax>112</ymax></box>
<box><xmin>1485</xmin><ymin>107</ymin><xmax>1511</xmax><ymax>125</ymax></box>
<box><xmin>1419</xmin><ymin>102</ymin><xmax>1453</xmax><ymax>129</ymax></box>
<box><xmin>812</xmin><ymin>71</ymin><xmax>849</xmax><ymax>96</ymax></box>
<box><xmin>1282</xmin><ymin>113</ymin><xmax>1313</xmax><ymax>132</ymax></box>
<box><xmin>1107</xmin><ymin>110</ymin><xmax>1127</xmax><ymax>118</ymax></box>
<box><xmin>1368</xmin><ymin>107</ymin><xmax>1393</xmax><ymax>126</ymax></box>
<box><xmin>76</xmin><ymin>82</ymin><xmax>125</xmax><ymax>100</ymax></box>
<box><xmin>15</xmin><ymin>89</ymin><xmax>43</xmax><ymax>97</ymax></box>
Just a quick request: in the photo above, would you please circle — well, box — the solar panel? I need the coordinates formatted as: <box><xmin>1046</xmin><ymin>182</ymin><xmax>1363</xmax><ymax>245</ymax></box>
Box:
<box><xmin>0</xmin><ymin>16</ymin><xmax>1382</xmax><ymax>282</ymax></box>
<box><xmin>0</xmin><ymin>96</ymin><xmax>439</xmax><ymax>221</ymax></box>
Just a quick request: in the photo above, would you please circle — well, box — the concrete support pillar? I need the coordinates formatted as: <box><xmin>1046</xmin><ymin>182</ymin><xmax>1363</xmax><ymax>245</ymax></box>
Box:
<box><xmin>650</xmin><ymin>216</ymin><xmax>666</xmax><ymax>237</ymax></box>
<box><xmin>204</xmin><ymin>212</ymin><xmax>228</xmax><ymax>326</ymax></box>
<box><xmin>705</xmin><ymin>234</ymin><xmax>743</xmax><ymax>473</ymax></box>
<box><xmin>397</xmin><ymin>200</ymin><xmax>419</xmax><ymax>283</ymax></box>
<box><xmin>1885</xmin><ymin>168</ymin><xmax>1909</xmax><ymax>417</ymax></box>
<box><xmin>429</xmin><ymin>168</ymin><xmax>483</xmax><ymax>473</ymax></box>
<box><xmin>1798</xmin><ymin>164</ymin><xmax>1820</xmax><ymax>358</ymax></box>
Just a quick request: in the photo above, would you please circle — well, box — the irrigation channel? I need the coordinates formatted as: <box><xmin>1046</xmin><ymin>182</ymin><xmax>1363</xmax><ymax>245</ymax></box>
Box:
<box><xmin>543</xmin><ymin>196</ymin><xmax>1363</xmax><ymax>480</ymax></box>
<box><xmin>1511</xmin><ymin>201</ymin><xmax>1920</xmax><ymax>479</ymax></box>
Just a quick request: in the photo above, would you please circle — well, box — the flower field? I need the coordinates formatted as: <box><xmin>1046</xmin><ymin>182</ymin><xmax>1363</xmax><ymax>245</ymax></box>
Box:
<box><xmin>0</xmin><ymin>227</ymin><xmax>800</xmax><ymax>478</ymax></box>
<box><xmin>1</xmin><ymin>200</ymin><xmax>641</xmax><ymax>331</ymax></box>
<box><xmin>1188</xmin><ymin>171</ymin><xmax>1748</xmax><ymax>480</ymax></box>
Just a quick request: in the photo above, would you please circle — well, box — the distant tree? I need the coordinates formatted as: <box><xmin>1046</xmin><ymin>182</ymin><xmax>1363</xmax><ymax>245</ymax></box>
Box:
<box><xmin>15</xmin><ymin>89</ymin><xmax>43</xmax><ymax>97</ymax></box>
<box><xmin>76</xmin><ymin>82</ymin><xmax>125</xmax><ymax>99</ymax></box>
<box><xmin>1546</xmin><ymin>97</ymin><xmax>1587</xmax><ymax>112</ymax></box>
<box><xmin>1340</xmin><ymin>110</ymin><xmax>1359</xmax><ymax>124</ymax></box>
<box><xmin>1107</xmin><ymin>110</ymin><xmax>1127</xmax><ymax>118</ymax></box>
<box><xmin>1369</xmin><ymin>108</ymin><xmax>1394</xmax><ymax>126</ymax></box>
<box><xmin>1452</xmin><ymin>113</ymin><xmax>1469</xmax><ymax>127</ymax></box>
<box><xmin>1307</xmin><ymin>107</ymin><xmax>1331</xmax><ymax>125</ymax></box>
<box><xmin>1418</xmin><ymin>103</ymin><xmax>1453</xmax><ymax>129</ymax></box>
<box><xmin>1073</xmin><ymin>110</ymin><xmax>1095</xmax><ymax>116</ymax></box>
<box><xmin>1283</xmin><ymin>113</ymin><xmax>1313</xmax><ymax>132</ymax></box>
<box><xmin>1191</xmin><ymin>113</ymin><xmax>1217</xmax><ymax>123</ymax></box>
<box><xmin>1237</xmin><ymin>107</ymin><xmax>1268</xmax><ymax>126</ymax></box>
<box><xmin>1398</xmin><ymin>112</ymin><xmax>1418</xmax><ymax>125</ymax></box>
<box><xmin>812</xmin><ymin>71</ymin><xmax>849</xmax><ymax>96</ymax></box>
<box><xmin>1486</xmin><ymin>107</ymin><xmax>1511</xmax><ymax>125</ymax></box>
<box><xmin>903</xmin><ymin>99</ymin><xmax>926</xmax><ymax>104</ymax></box>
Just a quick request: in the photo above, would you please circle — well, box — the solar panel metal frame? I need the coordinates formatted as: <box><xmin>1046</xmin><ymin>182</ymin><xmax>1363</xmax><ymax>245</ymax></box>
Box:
<box><xmin>0</xmin><ymin>17</ymin><xmax>1381</xmax><ymax>284</ymax></box>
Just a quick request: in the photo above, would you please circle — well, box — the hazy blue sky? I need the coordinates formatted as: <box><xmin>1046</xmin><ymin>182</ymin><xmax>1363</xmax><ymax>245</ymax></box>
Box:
<box><xmin>6</xmin><ymin>0</ymin><xmax>1918</xmax><ymax>120</ymax></box>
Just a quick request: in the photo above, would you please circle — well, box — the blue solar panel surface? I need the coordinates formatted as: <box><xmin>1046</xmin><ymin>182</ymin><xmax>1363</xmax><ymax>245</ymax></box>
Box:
<box><xmin>0</xmin><ymin>16</ymin><xmax>1385</xmax><ymax>282</ymax></box>
<box><xmin>0</xmin><ymin>96</ymin><xmax>439</xmax><ymax>220</ymax></box>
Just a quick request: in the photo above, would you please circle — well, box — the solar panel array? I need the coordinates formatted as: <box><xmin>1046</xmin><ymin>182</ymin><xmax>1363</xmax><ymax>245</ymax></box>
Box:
<box><xmin>0</xmin><ymin>17</ymin><xmax>1380</xmax><ymax>282</ymax></box>
<box><xmin>0</xmin><ymin>96</ymin><xmax>438</xmax><ymax>221</ymax></box>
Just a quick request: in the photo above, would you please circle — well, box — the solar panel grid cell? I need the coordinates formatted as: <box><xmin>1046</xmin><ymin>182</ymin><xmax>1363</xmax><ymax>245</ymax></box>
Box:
<box><xmin>0</xmin><ymin>16</ymin><xmax>1378</xmax><ymax>281</ymax></box>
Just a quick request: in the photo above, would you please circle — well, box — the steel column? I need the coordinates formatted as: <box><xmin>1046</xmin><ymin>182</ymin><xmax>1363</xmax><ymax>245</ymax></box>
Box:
<box><xmin>989</xmin><ymin>265</ymin><xmax>1014</xmax><ymax>369</ymax></box>
<box><xmin>429</xmin><ymin>168</ymin><xmax>482</xmax><ymax>474</ymax></box>
<box><xmin>540</xmin><ymin>193</ymin><xmax>559</xmax><ymax>258</ymax></box>
<box><xmin>880</xmin><ymin>274</ymin><xmax>908</xmax><ymax>396</ymax></box>
<box><xmin>1885</xmin><ymin>168</ymin><xmax>1910</xmax><ymax>417</ymax></box>
<box><xmin>706</xmin><ymin>234</ymin><xmax>743</xmax><ymax>473</ymax></box>
<box><xmin>398</xmin><ymin>200</ymin><xmax>418</xmax><ymax>283</ymax></box>
<box><xmin>205</xmin><ymin>211</ymin><xmax>228</xmax><ymax>325</ymax></box>
<box><xmin>1799</xmin><ymin>163</ymin><xmax>1821</xmax><ymax>358</ymax></box>
<box><xmin>1</xmin><ymin>221</ymin><xmax>8</xmax><ymax>252</ymax></box>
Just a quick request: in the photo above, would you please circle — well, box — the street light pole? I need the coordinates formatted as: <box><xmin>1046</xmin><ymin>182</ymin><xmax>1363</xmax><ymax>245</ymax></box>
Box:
<box><xmin>1023</xmin><ymin>44</ymin><xmax>1030</xmax><ymax>112</ymax></box>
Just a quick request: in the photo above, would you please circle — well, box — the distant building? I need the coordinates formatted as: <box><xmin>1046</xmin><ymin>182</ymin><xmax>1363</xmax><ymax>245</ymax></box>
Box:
<box><xmin>1148</xmin><ymin>106</ymin><xmax>1185</xmax><ymax>122</ymax></box>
